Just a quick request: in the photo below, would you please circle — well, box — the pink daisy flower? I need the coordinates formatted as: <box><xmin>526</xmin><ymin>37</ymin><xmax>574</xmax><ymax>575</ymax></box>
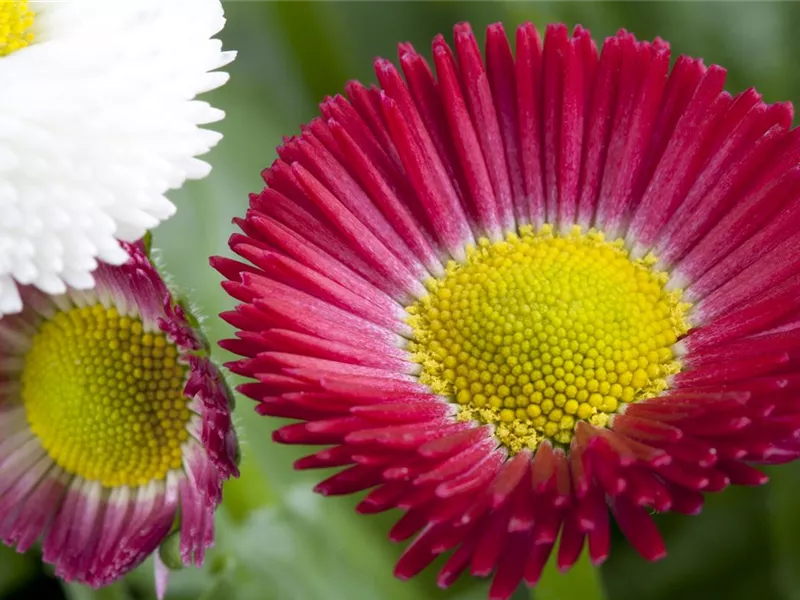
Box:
<box><xmin>215</xmin><ymin>21</ymin><xmax>800</xmax><ymax>599</ymax></box>
<box><xmin>0</xmin><ymin>239</ymin><xmax>239</xmax><ymax>592</ymax></box>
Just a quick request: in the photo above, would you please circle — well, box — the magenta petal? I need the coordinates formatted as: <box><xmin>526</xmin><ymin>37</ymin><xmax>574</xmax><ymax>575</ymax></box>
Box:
<box><xmin>213</xmin><ymin>18</ymin><xmax>800</xmax><ymax>600</ymax></box>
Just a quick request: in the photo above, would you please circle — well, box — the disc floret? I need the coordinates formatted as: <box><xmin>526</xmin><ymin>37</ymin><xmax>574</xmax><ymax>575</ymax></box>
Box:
<box><xmin>407</xmin><ymin>225</ymin><xmax>691</xmax><ymax>453</ymax></box>
<box><xmin>23</xmin><ymin>304</ymin><xmax>192</xmax><ymax>488</ymax></box>
<box><xmin>0</xmin><ymin>1</ymin><xmax>35</xmax><ymax>57</ymax></box>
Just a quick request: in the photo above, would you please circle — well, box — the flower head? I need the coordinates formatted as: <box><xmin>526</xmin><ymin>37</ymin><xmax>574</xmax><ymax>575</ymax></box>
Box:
<box><xmin>216</xmin><ymin>21</ymin><xmax>800</xmax><ymax>599</ymax></box>
<box><xmin>0</xmin><ymin>239</ymin><xmax>239</xmax><ymax>589</ymax></box>
<box><xmin>0</xmin><ymin>0</ymin><xmax>234</xmax><ymax>316</ymax></box>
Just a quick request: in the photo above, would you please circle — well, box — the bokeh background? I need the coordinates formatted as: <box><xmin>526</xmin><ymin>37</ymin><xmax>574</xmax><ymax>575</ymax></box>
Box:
<box><xmin>5</xmin><ymin>1</ymin><xmax>800</xmax><ymax>599</ymax></box>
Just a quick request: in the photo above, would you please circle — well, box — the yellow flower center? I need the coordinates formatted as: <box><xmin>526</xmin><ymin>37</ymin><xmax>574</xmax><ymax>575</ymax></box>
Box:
<box><xmin>0</xmin><ymin>1</ymin><xmax>35</xmax><ymax>57</ymax></box>
<box><xmin>407</xmin><ymin>225</ymin><xmax>691</xmax><ymax>454</ymax></box>
<box><xmin>21</xmin><ymin>305</ymin><xmax>192</xmax><ymax>488</ymax></box>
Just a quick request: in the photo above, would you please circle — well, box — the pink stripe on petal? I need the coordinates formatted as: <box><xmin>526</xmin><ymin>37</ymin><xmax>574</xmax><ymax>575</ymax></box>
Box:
<box><xmin>233</xmin><ymin>244</ymin><xmax>406</xmax><ymax>332</ymax></box>
<box><xmin>628</xmin><ymin>65</ymin><xmax>727</xmax><ymax>249</ymax></box>
<box><xmin>56</xmin><ymin>480</ymin><xmax>104</xmax><ymax>582</ymax></box>
<box><xmin>0</xmin><ymin>436</ymin><xmax>47</xmax><ymax>496</ymax></box>
<box><xmin>0</xmin><ymin>455</ymin><xmax>58</xmax><ymax>542</ymax></box>
<box><xmin>97</xmin><ymin>481</ymin><xmax>171</xmax><ymax>584</ymax></box>
<box><xmin>686</xmin><ymin>279</ymin><xmax>800</xmax><ymax>349</ymax></box>
<box><xmin>508</xmin><ymin>469</ymin><xmax>535</xmax><ymax>532</ymax></box>
<box><xmin>523</xmin><ymin>542</ymin><xmax>555</xmax><ymax>586</ymax></box>
<box><xmin>90</xmin><ymin>487</ymin><xmax>134</xmax><ymax>578</ymax></box>
<box><xmin>292</xmin><ymin>163</ymin><xmax>426</xmax><ymax>299</ymax></box>
<box><xmin>555</xmin><ymin>28</ymin><xmax>594</xmax><ymax>230</ymax></box>
<box><xmin>599</xmin><ymin>39</ymin><xmax>670</xmax><ymax>237</ymax></box>
<box><xmin>290</xmin><ymin>129</ymin><xmax>427</xmax><ymax>274</ymax></box>
<box><xmin>319</xmin><ymin>95</ymin><xmax>404</xmax><ymax>192</ymax></box>
<box><xmin>180</xmin><ymin>452</ymin><xmax>212</xmax><ymax>565</ymax></box>
<box><xmin>317</xmin><ymin>373</ymin><xmax>429</xmax><ymax>398</ymax></box>
<box><xmin>433</xmin><ymin>32</ymin><xmax>501</xmax><ymax>239</ymax></box>
<box><xmin>258</xmin><ymin>352</ymin><xmax>415</xmax><ymax>383</ymax></box>
<box><xmin>396</xmin><ymin>46</ymin><xmax>474</xmax><ymax>240</ymax></box>
<box><xmin>328</xmin><ymin>119</ymin><xmax>444</xmax><ymax>277</ymax></box>
<box><xmin>592</xmin><ymin>32</ymin><xmax>641</xmax><ymax>230</ymax></box>
<box><xmin>247</xmin><ymin>211</ymin><xmax>401</xmax><ymax>308</ymax></box>
<box><xmin>184</xmin><ymin>357</ymin><xmax>239</xmax><ymax>479</ymax></box>
<box><xmin>557</xmin><ymin>510</ymin><xmax>585</xmax><ymax>572</ymax></box>
<box><xmin>610</xmin><ymin>494</ymin><xmax>666</xmax><ymax>561</ymax></box>
<box><xmin>470</xmin><ymin>499</ymin><xmax>513</xmax><ymax>576</ymax></box>
<box><xmin>92</xmin><ymin>243</ymin><xmax>171</xmax><ymax>329</ymax></box>
<box><xmin>675</xmin><ymin>129</ymin><xmax>800</xmax><ymax>286</ymax></box>
<box><xmin>42</xmin><ymin>481</ymin><xmax>83</xmax><ymax>567</ymax></box>
<box><xmin>241</xmin><ymin>273</ymin><xmax>403</xmax><ymax>341</ymax></box>
<box><xmin>5</xmin><ymin>469</ymin><xmax>68</xmax><ymax>554</ymax></box>
<box><xmin>684</xmin><ymin>192</ymin><xmax>800</xmax><ymax>301</ymax></box>
<box><xmin>345</xmin><ymin>81</ymin><xmax>404</xmax><ymax>171</ymax></box>
<box><xmin>637</xmin><ymin>55</ymin><xmax>706</xmax><ymax>198</ymax></box>
<box><xmin>656</xmin><ymin>95</ymin><xmax>788</xmax><ymax>267</ymax></box>
<box><xmin>581</xmin><ymin>486</ymin><xmax>610</xmax><ymax>564</ymax></box>
<box><xmin>419</xmin><ymin>425</ymin><xmax>494</xmax><ymax>459</ymax></box>
<box><xmin>436</xmin><ymin>451</ymin><xmax>504</xmax><ymax>499</ymax></box>
<box><xmin>541</xmin><ymin>24</ymin><xmax>569</xmax><ymax>224</ymax></box>
<box><xmin>351</xmin><ymin>401</ymin><xmax>453</xmax><ymax>424</ymax></box>
<box><xmin>394</xmin><ymin>526</ymin><xmax>440</xmax><ymax>579</ymax></box>
<box><xmin>576</xmin><ymin>35</ymin><xmax>621</xmax><ymax>230</ymax></box>
<box><xmin>693</xmin><ymin>230</ymin><xmax>800</xmax><ymax>320</ymax></box>
<box><xmin>489</xmin><ymin>531</ymin><xmax>532</xmax><ymax>600</ymax></box>
<box><xmin>209</xmin><ymin>256</ymin><xmax>260</xmax><ymax>283</ymax></box>
<box><xmin>454</xmin><ymin>23</ymin><xmax>516</xmax><ymax>233</ymax></box>
<box><xmin>249</xmin><ymin>188</ymin><xmax>377</xmax><ymax>280</ymax></box>
<box><xmin>259</xmin><ymin>329</ymin><xmax>410</xmax><ymax>371</ymax></box>
<box><xmin>377</xmin><ymin>61</ymin><xmax>475</xmax><ymax>259</ymax></box>
<box><xmin>414</xmin><ymin>437</ymin><xmax>498</xmax><ymax>485</ymax></box>
<box><xmin>515</xmin><ymin>23</ymin><xmax>546</xmax><ymax>227</ymax></box>
<box><xmin>486</xmin><ymin>23</ymin><xmax>526</xmax><ymax>225</ymax></box>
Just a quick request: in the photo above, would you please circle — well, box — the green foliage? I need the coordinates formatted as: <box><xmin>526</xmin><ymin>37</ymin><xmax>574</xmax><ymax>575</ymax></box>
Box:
<box><xmin>6</xmin><ymin>3</ymin><xmax>800</xmax><ymax>600</ymax></box>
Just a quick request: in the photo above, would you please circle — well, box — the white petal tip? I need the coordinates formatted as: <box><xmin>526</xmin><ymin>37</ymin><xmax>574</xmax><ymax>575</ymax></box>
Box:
<box><xmin>154</xmin><ymin>552</ymin><xmax>170</xmax><ymax>600</ymax></box>
<box><xmin>219</xmin><ymin>50</ymin><xmax>237</xmax><ymax>67</ymax></box>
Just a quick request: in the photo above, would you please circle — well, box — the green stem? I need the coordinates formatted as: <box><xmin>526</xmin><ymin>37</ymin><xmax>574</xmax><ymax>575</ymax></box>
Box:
<box><xmin>533</xmin><ymin>548</ymin><xmax>606</xmax><ymax>600</ymax></box>
<box><xmin>63</xmin><ymin>581</ymin><xmax>134</xmax><ymax>600</ymax></box>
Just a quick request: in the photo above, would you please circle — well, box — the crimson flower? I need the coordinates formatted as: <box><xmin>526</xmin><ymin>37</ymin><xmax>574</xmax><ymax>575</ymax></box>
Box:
<box><xmin>215</xmin><ymin>21</ymin><xmax>800</xmax><ymax>599</ymax></box>
<box><xmin>0</xmin><ymin>240</ymin><xmax>239</xmax><ymax>592</ymax></box>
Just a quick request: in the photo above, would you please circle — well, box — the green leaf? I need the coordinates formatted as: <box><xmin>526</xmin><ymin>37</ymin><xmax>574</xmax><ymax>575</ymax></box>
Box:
<box><xmin>535</xmin><ymin>549</ymin><xmax>606</xmax><ymax>600</ymax></box>
<box><xmin>0</xmin><ymin>545</ymin><xmax>36</xmax><ymax>596</ymax></box>
<box><xmin>767</xmin><ymin>463</ymin><xmax>800</xmax><ymax>600</ymax></box>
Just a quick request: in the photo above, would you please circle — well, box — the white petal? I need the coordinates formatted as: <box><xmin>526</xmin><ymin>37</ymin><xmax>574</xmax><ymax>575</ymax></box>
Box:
<box><xmin>0</xmin><ymin>0</ymin><xmax>232</xmax><ymax>316</ymax></box>
<box><xmin>0</xmin><ymin>277</ymin><xmax>23</xmax><ymax>315</ymax></box>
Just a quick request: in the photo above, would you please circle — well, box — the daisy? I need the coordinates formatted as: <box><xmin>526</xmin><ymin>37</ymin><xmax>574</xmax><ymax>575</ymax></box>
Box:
<box><xmin>0</xmin><ymin>0</ymin><xmax>234</xmax><ymax>317</ymax></box>
<box><xmin>215</xmin><ymin>21</ymin><xmax>800</xmax><ymax>599</ymax></box>
<box><xmin>0</xmin><ymin>239</ymin><xmax>239</xmax><ymax>591</ymax></box>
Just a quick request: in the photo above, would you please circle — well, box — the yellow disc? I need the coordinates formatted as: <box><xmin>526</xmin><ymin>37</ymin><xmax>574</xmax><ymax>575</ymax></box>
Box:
<box><xmin>22</xmin><ymin>304</ymin><xmax>192</xmax><ymax>488</ymax></box>
<box><xmin>0</xmin><ymin>1</ymin><xmax>35</xmax><ymax>57</ymax></box>
<box><xmin>406</xmin><ymin>225</ymin><xmax>691</xmax><ymax>454</ymax></box>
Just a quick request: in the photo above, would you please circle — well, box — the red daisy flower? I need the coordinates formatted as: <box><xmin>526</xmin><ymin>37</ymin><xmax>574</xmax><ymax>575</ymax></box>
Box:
<box><xmin>214</xmin><ymin>21</ymin><xmax>800</xmax><ymax>599</ymax></box>
<box><xmin>0</xmin><ymin>240</ymin><xmax>239</xmax><ymax>593</ymax></box>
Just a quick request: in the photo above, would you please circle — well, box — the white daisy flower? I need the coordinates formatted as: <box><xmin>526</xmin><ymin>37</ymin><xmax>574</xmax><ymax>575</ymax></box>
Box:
<box><xmin>0</xmin><ymin>0</ymin><xmax>234</xmax><ymax>316</ymax></box>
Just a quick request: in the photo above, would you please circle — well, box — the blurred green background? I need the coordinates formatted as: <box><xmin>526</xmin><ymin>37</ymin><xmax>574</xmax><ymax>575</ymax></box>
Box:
<box><xmin>5</xmin><ymin>1</ymin><xmax>800</xmax><ymax>599</ymax></box>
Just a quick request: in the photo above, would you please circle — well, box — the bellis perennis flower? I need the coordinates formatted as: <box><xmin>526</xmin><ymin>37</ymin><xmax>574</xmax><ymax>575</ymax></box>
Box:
<box><xmin>0</xmin><ymin>0</ymin><xmax>234</xmax><ymax>316</ymax></box>
<box><xmin>216</xmin><ymin>20</ymin><xmax>800</xmax><ymax>600</ymax></box>
<box><xmin>0</xmin><ymin>238</ymin><xmax>239</xmax><ymax>593</ymax></box>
